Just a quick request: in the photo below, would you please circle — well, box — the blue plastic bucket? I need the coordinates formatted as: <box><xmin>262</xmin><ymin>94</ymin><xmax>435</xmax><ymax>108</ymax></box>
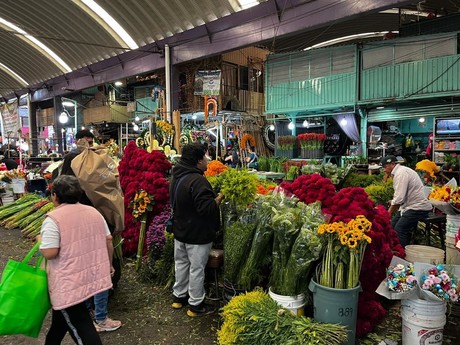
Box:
<box><xmin>309</xmin><ymin>279</ymin><xmax>361</xmax><ymax>345</ymax></box>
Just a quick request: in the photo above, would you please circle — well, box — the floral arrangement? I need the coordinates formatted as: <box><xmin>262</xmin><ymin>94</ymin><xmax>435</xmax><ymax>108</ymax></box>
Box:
<box><xmin>156</xmin><ymin>120</ymin><xmax>175</xmax><ymax>136</ymax></box>
<box><xmin>256</xmin><ymin>180</ymin><xmax>276</xmax><ymax>195</ymax></box>
<box><xmin>297</xmin><ymin>133</ymin><xmax>327</xmax><ymax>149</ymax></box>
<box><xmin>204</xmin><ymin>160</ymin><xmax>228</xmax><ymax>177</ymax></box>
<box><xmin>129</xmin><ymin>190</ymin><xmax>154</xmax><ymax>221</ymax></box>
<box><xmin>386</xmin><ymin>263</ymin><xmax>417</xmax><ymax>293</ymax></box>
<box><xmin>429</xmin><ymin>185</ymin><xmax>452</xmax><ymax>202</ymax></box>
<box><xmin>105</xmin><ymin>139</ymin><xmax>120</xmax><ymax>158</ymax></box>
<box><xmin>280</xmin><ymin>173</ymin><xmax>336</xmax><ymax>209</ymax></box>
<box><xmin>118</xmin><ymin>141</ymin><xmax>171</xmax><ymax>256</ymax></box>
<box><xmin>240</xmin><ymin>133</ymin><xmax>256</xmax><ymax>150</ymax></box>
<box><xmin>277</xmin><ymin>135</ymin><xmax>297</xmax><ymax>150</ymax></box>
<box><xmin>129</xmin><ymin>189</ymin><xmax>155</xmax><ymax>270</ymax></box>
<box><xmin>146</xmin><ymin>206</ymin><xmax>171</xmax><ymax>254</ymax></box>
<box><xmin>415</xmin><ymin>159</ymin><xmax>440</xmax><ymax>181</ymax></box>
<box><xmin>218</xmin><ymin>289</ymin><xmax>348</xmax><ymax>345</ymax></box>
<box><xmin>316</xmin><ymin>215</ymin><xmax>372</xmax><ymax>289</ymax></box>
<box><xmin>421</xmin><ymin>264</ymin><xmax>459</xmax><ymax>303</ymax></box>
<box><xmin>212</xmin><ymin>168</ymin><xmax>258</xmax><ymax>210</ymax></box>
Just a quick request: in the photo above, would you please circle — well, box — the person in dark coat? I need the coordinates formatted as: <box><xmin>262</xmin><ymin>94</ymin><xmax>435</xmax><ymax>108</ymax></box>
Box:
<box><xmin>170</xmin><ymin>142</ymin><xmax>224</xmax><ymax>316</ymax></box>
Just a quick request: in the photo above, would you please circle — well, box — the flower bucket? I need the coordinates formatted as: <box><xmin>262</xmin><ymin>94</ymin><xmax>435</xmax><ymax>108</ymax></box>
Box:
<box><xmin>445</xmin><ymin>234</ymin><xmax>460</xmax><ymax>265</ymax></box>
<box><xmin>309</xmin><ymin>279</ymin><xmax>361</xmax><ymax>345</ymax></box>
<box><xmin>446</xmin><ymin>214</ymin><xmax>460</xmax><ymax>237</ymax></box>
<box><xmin>404</xmin><ymin>245</ymin><xmax>444</xmax><ymax>264</ymax></box>
<box><xmin>268</xmin><ymin>288</ymin><xmax>305</xmax><ymax>316</ymax></box>
<box><xmin>401</xmin><ymin>299</ymin><xmax>446</xmax><ymax>345</ymax></box>
<box><xmin>12</xmin><ymin>179</ymin><xmax>26</xmax><ymax>194</ymax></box>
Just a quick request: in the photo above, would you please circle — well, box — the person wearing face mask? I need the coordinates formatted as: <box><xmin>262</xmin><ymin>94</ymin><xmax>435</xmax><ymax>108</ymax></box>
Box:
<box><xmin>169</xmin><ymin>142</ymin><xmax>224</xmax><ymax>317</ymax></box>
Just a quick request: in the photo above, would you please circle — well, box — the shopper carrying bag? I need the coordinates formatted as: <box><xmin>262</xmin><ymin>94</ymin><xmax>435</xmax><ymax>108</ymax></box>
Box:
<box><xmin>0</xmin><ymin>241</ymin><xmax>51</xmax><ymax>337</ymax></box>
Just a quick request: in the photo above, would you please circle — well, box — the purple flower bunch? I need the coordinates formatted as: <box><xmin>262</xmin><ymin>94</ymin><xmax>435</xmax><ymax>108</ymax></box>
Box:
<box><xmin>146</xmin><ymin>206</ymin><xmax>171</xmax><ymax>254</ymax></box>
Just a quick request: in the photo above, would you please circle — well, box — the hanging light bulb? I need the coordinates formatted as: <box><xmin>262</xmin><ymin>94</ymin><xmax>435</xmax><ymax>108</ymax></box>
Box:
<box><xmin>133</xmin><ymin>124</ymin><xmax>139</xmax><ymax>131</ymax></box>
<box><xmin>192</xmin><ymin>114</ymin><xmax>197</xmax><ymax>120</ymax></box>
<box><xmin>135</xmin><ymin>116</ymin><xmax>140</xmax><ymax>121</ymax></box>
<box><xmin>59</xmin><ymin>111</ymin><xmax>69</xmax><ymax>124</ymax></box>
<box><xmin>340</xmin><ymin>116</ymin><xmax>347</xmax><ymax>126</ymax></box>
<box><xmin>303</xmin><ymin>120</ymin><xmax>309</xmax><ymax>127</ymax></box>
<box><xmin>269</xmin><ymin>124</ymin><xmax>275</xmax><ymax>131</ymax></box>
<box><xmin>419</xmin><ymin>117</ymin><xmax>425</xmax><ymax>123</ymax></box>
<box><xmin>81</xmin><ymin>126</ymin><xmax>85</xmax><ymax>130</ymax></box>
<box><xmin>288</xmin><ymin>122</ymin><xmax>294</xmax><ymax>130</ymax></box>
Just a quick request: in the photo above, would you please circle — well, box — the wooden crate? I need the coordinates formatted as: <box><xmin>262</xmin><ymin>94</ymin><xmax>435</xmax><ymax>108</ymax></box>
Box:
<box><xmin>83</xmin><ymin>105</ymin><xmax>130</xmax><ymax>124</ymax></box>
<box><xmin>36</xmin><ymin>107</ymin><xmax>55</xmax><ymax>126</ymax></box>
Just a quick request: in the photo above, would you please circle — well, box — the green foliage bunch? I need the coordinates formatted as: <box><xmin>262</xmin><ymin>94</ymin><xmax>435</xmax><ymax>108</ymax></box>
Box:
<box><xmin>364</xmin><ymin>179</ymin><xmax>394</xmax><ymax>206</ymax></box>
<box><xmin>217</xmin><ymin>168</ymin><xmax>259</xmax><ymax>209</ymax></box>
<box><xmin>217</xmin><ymin>289</ymin><xmax>348</xmax><ymax>345</ymax></box>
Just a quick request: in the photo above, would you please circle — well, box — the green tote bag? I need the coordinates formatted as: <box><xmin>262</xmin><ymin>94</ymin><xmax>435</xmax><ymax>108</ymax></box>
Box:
<box><xmin>0</xmin><ymin>242</ymin><xmax>51</xmax><ymax>338</ymax></box>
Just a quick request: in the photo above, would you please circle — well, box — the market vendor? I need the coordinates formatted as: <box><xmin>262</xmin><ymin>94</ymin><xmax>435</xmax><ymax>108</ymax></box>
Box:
<box><xmin>380</xmin><ymin>155</ymin><xmax>432</xmax><ymax>247</ymax></box>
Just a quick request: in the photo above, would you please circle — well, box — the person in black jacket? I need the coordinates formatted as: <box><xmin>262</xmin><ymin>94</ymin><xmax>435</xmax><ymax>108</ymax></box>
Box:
<box><xmin>170</xmin><ymin>142</ymin><xmax>224</xmax><ymax>317</ymax></box>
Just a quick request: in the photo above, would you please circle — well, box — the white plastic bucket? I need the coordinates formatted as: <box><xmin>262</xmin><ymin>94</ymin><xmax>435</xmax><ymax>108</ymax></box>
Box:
<box><xmin>445</xmin><ymin>236</ymin><xmax>460</xmax><ymax>265</ymax></box>
<box><xmin>268</xmin><ymin>288</ymin><xmax>305</xmax><ymax>316</ymax></box>
<box><xmin>404</xmin><ymin>245</ymin><xmax>444</xmax><ymax>264</ymax></box>
<box><xmin>12</xmin><ymin>179</ymin><xmax>26</xmax><ymax>194</ymax></box>
<box><xmin>446</xmin><ymin>214</ymin><xmax>460</xmax><ymax>236</ymax></box>
<box><xmin>401</xmin><ymin>299</ymin><xmax>446</xmax><ymax>345</ymax></box>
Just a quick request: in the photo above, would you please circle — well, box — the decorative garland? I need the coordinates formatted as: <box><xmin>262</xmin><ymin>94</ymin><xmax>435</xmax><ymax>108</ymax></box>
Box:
<box><xmin>241</xmin><ymin>133</ymin><xmax>256</xmax><ymax>150</ymax></box>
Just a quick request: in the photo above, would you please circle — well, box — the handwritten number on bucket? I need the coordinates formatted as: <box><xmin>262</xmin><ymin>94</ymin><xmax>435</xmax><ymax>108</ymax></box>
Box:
<box><xmin>338</xmin><ymin>308</ymin><xmax>353</xmax><ymax>317</ymax></box>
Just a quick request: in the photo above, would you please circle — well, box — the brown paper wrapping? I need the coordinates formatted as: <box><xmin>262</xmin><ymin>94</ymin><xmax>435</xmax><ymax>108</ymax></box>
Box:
<box><xmin>71</xmin><ymin>147</ymin><xmax>124</xmax><ymax>234</ymax></box>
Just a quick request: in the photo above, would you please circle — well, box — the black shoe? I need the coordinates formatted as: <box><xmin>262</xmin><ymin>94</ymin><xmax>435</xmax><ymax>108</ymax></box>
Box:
<box><xmin>171</xmin><ymin>295</ymin><xmax>188</xmax><ymax>309</ymax></box>
<box><xmin>186</xmin><ymin>302</ymin><xmax>216</xmax><ymax>317</ymax></box>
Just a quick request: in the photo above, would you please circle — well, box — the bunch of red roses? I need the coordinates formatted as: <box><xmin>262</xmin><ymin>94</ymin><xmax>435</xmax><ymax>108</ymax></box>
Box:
<box><xmin>118</xmin><ymin>141</ymin><xmax>172</xmax><ymax>256</ymax></box>
<box><xmin>279</xmin><ymin>173</ymin><xmax>336</xmax><ymax>209</ymax></box>
<box><xmin>280</xmin><ymin>174</ymin><xmax>405</xmax><ymax>337</ymax></box>
<box><xmin>323</xmin><ymin>187</ymin><xmax>404</xmax><ymax>337</ymax></box>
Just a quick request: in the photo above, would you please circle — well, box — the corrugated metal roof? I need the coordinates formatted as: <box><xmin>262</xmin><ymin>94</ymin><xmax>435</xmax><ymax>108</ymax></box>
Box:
<box><xmin>0</xmin><ymin>0</ymin><xmax>457</xmax><ymax>99</ymax></box>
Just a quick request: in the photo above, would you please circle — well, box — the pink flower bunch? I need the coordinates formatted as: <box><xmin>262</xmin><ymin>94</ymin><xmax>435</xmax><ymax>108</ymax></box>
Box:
<box><xmin>421</xmin><ymin>265</ymin><xmax>459</xmax><ymax>303</ymax></box>
<box><xmin>119</xmin><ymin>141</ymin><xmax>172</xmax><ymax>256</ymax></box>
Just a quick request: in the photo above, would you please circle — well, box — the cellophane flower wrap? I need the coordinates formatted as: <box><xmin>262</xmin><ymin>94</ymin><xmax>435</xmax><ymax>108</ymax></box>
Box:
<box><xmin>224</xmin><ymin>206</ymin><xmax>256</xmax><ymax>285</ymax></box>
<box><xmin>118</xmin><ymin>141</ymin><xmax>171</xmax><ymax>256</ymax></box>
<box><xmin>421</xmin><ymin>264</ymin><xmax>459</xmax><ymax>303</ymax></box>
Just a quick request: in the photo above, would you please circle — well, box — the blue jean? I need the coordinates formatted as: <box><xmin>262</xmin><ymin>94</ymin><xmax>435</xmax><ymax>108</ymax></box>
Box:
<box><xmin>86</xmin><ymin>289</ymin><xmax>109</xmax><ymax>323</ymax></box>
<box><xmin>391</xmin><ymin>209</ymin><xmax>430</xmax><ymax>247</ymax></box>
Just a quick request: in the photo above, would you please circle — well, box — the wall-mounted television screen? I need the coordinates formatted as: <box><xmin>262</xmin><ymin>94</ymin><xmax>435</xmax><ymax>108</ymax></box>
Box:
<box><xmin>435</xmin><ymin>118</ymin><xmax>460</xmax><ymax>136</ymax></box>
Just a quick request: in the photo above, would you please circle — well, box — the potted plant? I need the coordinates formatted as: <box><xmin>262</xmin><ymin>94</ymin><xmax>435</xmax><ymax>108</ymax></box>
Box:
<box><xmin>297</xmin><ymin>133</ymin><xmax>327</xmax><ymax>159</ymax></box>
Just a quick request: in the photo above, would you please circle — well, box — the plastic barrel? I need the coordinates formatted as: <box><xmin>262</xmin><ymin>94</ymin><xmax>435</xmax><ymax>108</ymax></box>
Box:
<box><xmin>309</xmin><ymin>279</ymin><xmax>361</xmax><ymax>345</ymax></box>
<box><xmin>268</xmin><ymin>288</ymin><xmax>305</xmax><ymax>316</ymax></box>
<box><xmin>446</xmin><ymin>214</ymin><xmax>460</xmax><ymax>237</ymax></box>
<box><xmin>401</xmin><ymin>299</ymin><xmax>446</xmax><ymax>345</ymax></box>
<box><xmin>445</xmin><ymin>235</ymin><xmax>460</xmax><ymax>265</ymax></box>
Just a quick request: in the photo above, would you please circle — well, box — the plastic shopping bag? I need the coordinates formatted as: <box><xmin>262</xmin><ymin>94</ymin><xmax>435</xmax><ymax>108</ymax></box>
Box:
<box><xmin>0</xmin><ymin>242</ymin><xmax>51</xmax><ymax>337</ymax></box>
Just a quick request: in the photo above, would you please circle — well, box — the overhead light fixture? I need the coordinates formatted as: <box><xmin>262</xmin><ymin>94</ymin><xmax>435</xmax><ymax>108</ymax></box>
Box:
<box><xmin>59</xmin><ymin>111</ymin><xmax>69</xmax><ymax>124</ymax></box>
<box><xmin>0</xmin><ymin>17</ymin><xmax>72</xmax><ymax>73</ymax></box>
<box><xmin>81</xmin><ymin>126</ymin><xmax>85</xmax><ymax>130</ymax></box>
<box><xmin>340</xmin><ymin>117</ymin><xmax>347</xmax><ymax>126</ymax></box>
<box><xmin>288</xmin><ymin>122</ymin><xmax>295</xmax><ymax>130</ymax></box>
<box><xmin>192</xmin><ymin>114</ymin><xmax>197</xmax><ymax>120</ymax></box>
<box><xmin>269</xmin><ymin>124</ymin><xmax>275</xmax><ymax>131</ymax></box>
<box><xmin>303</xmin><ymin>120</ymin><xmax>309</xmax><ymax>128</ymax></box>
<box><xmin>376</xmin><ymin>106</ymin><xmax>385</xmax><ymax>110</ymax></box>
<box><xmin>62</xmin><ymin>101</ymin><xmax>75</xmax><ymax>107</ymax></box>
<box><xmin>133</xmin><ymin>124</ymin><xmax>139</xmax><ymax>131</ymax></box>
<box><xmin>135</xmin><ymin>116</ymin><xmax>140</xmax><ymax>121</ymax></box>
<box><xmin>419</xmin><ymin>117</ymin><xmax>425</xmax><ymax>123</ymax></box>
<box><xmin>114</xmin><ymin>81</ymin><xmax>123</xmax><ymax>86</ymax></box>
<box><xmin>304</xmin><ymin>31</ymin><xmax>399</xmax><ymax>51</ymax></box>
<box><xmin>78</xmin><ymin>0</ymin><xmax>139</xmax><ymax>50</ymax></box>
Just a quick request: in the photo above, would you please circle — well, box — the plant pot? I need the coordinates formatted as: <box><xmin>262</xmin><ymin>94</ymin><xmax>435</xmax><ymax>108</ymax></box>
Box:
<box><xmin>309</xmin><ymin>279</ymin><xmax>361</xmax><ymax>345</ymax></box>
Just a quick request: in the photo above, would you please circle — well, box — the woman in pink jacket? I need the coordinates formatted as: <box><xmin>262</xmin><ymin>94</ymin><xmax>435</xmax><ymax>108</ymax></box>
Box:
<box><xmin>38</xmin><ymin>175</ymin><xmax>114</xmax><ymax>344</ymax></box>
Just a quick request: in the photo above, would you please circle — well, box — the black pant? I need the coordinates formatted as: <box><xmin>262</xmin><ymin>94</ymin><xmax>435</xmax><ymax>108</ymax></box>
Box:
<box><xmin>45</xmin><ymin>301</ymin><xmax>102</xmax><ymax>345</ymax></box>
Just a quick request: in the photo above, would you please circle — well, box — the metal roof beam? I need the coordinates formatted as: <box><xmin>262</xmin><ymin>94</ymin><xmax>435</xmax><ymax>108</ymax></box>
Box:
<box><xmin>28</xmin><ymin>0</ymin><xmax>413</xmax><ymax>102</ymax></box>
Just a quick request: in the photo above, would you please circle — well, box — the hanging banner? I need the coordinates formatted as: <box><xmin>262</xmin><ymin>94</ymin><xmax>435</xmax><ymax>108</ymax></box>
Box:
<box><xmin>194</xmin><ymin>70</ymin><xmax>221</xmax><ymax>96</ymax></box>
<box><xmin>1</xmin><ymin>100</ymin><xmax>20</xmax><ymax>136</ymax></box>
